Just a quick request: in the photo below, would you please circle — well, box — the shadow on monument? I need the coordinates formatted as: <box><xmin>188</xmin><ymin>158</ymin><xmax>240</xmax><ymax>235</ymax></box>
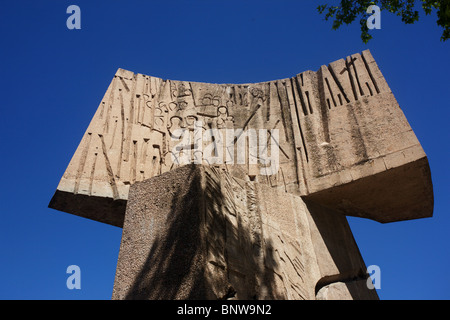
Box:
<box><xmin>116</xmin><ymin>164</ymin><xmax>377</xmax><ymax>300</ymax></box>
<box><xmin>123</xmin><ymin>166</ymin><xmax>205</xmax><ymax>299</ymax></box>
<box><xmin>121</xmin><ymin>165</ymin><xmax>281</xmax><ymax>300</ymax></box>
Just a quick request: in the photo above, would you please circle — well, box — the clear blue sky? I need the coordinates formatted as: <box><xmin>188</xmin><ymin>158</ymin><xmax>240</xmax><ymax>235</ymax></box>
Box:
<box><xmin>0</xmin><ymin>0</ymin><xmax>448</xmax><ymax>300</ymax></box>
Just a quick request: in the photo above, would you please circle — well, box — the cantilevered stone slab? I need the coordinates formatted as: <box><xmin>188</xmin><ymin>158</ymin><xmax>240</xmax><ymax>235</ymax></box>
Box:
<box><xmin>49</xmin><ymin>50</ymin><xmax>433</xmax><ymax>225</ymax></box>
<box><xmin>112</xmin><ymin>164</ymin><xmax>378</xmax><ymax>300</ymax></box>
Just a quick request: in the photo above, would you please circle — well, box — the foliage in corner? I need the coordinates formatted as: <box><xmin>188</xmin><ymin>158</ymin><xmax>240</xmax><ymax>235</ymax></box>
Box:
<box><xmin>317</xmin><ymin>0</ymin><xmax>450</xmax><ymax>43</ymax></box>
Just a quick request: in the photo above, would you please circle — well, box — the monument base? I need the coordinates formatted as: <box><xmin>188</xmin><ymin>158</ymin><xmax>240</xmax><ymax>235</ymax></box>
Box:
<box><xmin>112</xmin><ymin>164</ymin><xmax>378</xmax><ymax>300</ymax></box>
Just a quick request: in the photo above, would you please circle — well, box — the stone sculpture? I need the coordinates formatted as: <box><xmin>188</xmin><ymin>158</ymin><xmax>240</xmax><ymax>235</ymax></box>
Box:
<box><xmin>49</xmin><ymin>50</ymin><xmax>433</xmax><ymax>299</ymax></box>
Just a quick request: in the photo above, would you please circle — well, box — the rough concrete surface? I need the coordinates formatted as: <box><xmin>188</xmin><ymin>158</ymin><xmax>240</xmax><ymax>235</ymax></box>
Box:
<box><xmin>112</xmin><ymin>165</ymin><xmax>378</xmax><ymax>300</ymax></box>
<box><xmin>49</xmin><ymin>50</ymin><xmax>433</xmax><ymax>300</ymax></box>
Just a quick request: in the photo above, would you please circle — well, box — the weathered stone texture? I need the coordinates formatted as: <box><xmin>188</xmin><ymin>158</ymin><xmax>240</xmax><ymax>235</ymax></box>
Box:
<box><xmin>112</xmin><ymin>165</ymin><xmax>378</xmax><ymax>300</ymax></box>
<box><xmin>49</xmin><ymin>50</ymin><xmax>433</xmax><ymax>225</ymax></box>
<box><xmin>49</xmin><ymin>50</ymin><xmax>433</xmax><ymax>300</ymax></box>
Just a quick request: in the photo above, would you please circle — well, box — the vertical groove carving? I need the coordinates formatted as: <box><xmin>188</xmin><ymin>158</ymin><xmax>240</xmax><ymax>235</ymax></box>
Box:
<box><xmin>74</xmin><ymin>132</ymin><xmax>92</xmax><ymax>194</ymax></box>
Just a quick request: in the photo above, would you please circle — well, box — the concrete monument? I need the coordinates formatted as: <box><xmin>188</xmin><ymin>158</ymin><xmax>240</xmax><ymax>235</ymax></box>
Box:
<box><xmin>49</xmin><ymin>50</ymin><xmax>433</xmax><ymax>299</ymax></box>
